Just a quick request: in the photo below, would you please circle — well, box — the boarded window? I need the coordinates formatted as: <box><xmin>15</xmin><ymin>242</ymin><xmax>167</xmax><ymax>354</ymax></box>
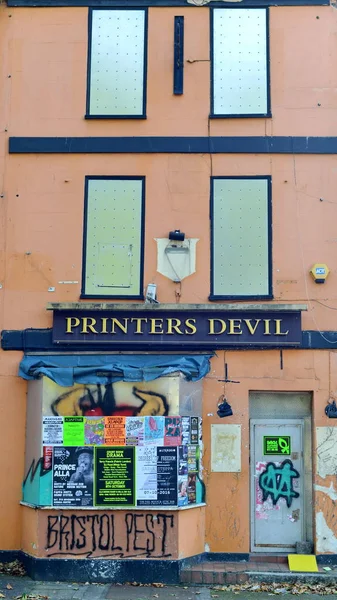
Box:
<box><xmin>211</xmin><ymin>9</ymin><xmax>270</xmax><ymax>117</ymax></box>
<box><xmin>87</xmin><ymin>9</ymin><xmax>147</xmax><ymax>118</ymax></box>
<box><xmin>211</xmin><ymin>177</ymin><xmax>272</xmax><ymax>299</ymax></box>
<box><xmin>82</xmin><ymin>177</ymin><xmax>145</xmax><ymax>298</ymax></box>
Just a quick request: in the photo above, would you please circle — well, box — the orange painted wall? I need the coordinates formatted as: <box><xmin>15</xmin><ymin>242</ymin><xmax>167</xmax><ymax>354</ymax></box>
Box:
<box><xmin>1</xmin><ymin>5</ymin><xmax>337</xmax><ymax>137</ymax></box>
<box><xmin>0</xmin><ymin>1</ymin><xmax>336</xmax><ymax>556</ymax></box>
<box><xmin>1</xmin><ymin>152</ymin><xmax>337</xmax><ymax>328</ymax></box>
<box><xmin>202</xmin><ymin>350</ymin><xmax>335</xmax><ymax>553</ymax></box>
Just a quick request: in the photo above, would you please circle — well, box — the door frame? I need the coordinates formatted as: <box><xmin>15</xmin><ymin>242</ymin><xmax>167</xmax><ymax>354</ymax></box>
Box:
<box><xmin>250</xmin><ymin>419</ymin><xmax>304</xmax><ymax>553</ymax></box>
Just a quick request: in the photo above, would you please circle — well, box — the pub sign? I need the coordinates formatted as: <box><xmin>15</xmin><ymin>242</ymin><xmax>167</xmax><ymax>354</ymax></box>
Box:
<box><xmin>52</xmin><ymin>309</ymin><xmax>302</xmax><ymax>350</ymax></box>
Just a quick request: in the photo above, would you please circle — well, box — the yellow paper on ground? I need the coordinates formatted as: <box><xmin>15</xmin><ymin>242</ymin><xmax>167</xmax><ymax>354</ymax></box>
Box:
<box><xmin>288</xmin><ymin>554</ymin><xmax>318</xmax><ymax>572</ymax></box>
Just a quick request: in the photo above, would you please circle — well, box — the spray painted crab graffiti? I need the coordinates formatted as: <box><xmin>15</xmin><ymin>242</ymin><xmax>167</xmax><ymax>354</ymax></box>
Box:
<box><xmin>43</xmin><ymin>379</ymin><xmax>180</xmax><ymax>418</ymax></box>
<box><xmin>51</xmin><ymin>384</ymin><xmax>169</xmax><ymax>417</ymax></box>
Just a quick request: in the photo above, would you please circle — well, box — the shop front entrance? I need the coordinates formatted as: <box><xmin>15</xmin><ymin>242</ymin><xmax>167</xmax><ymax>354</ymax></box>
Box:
<box><xmin>250</xmin><ymin>393</ymin><xmax>313</xmax><ymax>554</ymax></box>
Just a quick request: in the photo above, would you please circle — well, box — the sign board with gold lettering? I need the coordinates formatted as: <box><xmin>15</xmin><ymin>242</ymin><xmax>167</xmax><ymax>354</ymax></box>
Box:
<box><xmin>52</xmin><ymin>309</ymin><xmax>301</xmax><ymax>349</ymax></box>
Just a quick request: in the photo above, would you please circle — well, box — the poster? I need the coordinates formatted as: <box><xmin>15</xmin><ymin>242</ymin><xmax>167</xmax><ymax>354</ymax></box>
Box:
<box><xmin>63</xmin><ymin>417</ymin><xmax>84</xmax><ymax>446</ymax></box>
<box><xmin>211</xmin><ymin>424</ymin><xmax>241</xmax><ymax>473</ymax></box>
<box><xmin>187</xmin><ymin>473</ymin><xmax>196</xmax><ymax>504</ymax></box>
<box><xmin>157</xmin><ymin>447</ymin><xmax>178</xmax><ymax>506</ymax></box>
<box><xmin>53</xmin><ymin>446</ymin><xmax>93</xmax><ymax>507</ymax></box>
<box><xmin>164</xmin><ymin>416</ymin><xmax>182</xmax><ymax>446</ymax></box>
<box><xmin>136</xmin><ymin>446</ymin><xmax>157</xmax><ymax>504</ymax></box>
<box><xmin>199</xmin><ymin>417</ymin><xmax>203</xmax><ymax>446</ymax></box>
<box><xmin>126</xmin><ymin>417</ymin><xmax>144</xmax><ymax>446</ymax></box>
<box><xmin>95</xmin><ymin>447</ymin><xmax>135</xmax><ymax>506</ymax></box>
<box><xmin>190</xmin><ymin>417</ymin><xmax>199</xmax><ymax>445</ymax></box>
<box><xmin>85</xmin><ymin>417</ymin><xmax>105</xmax><ymax>445</ymax></box>
<box><xmin>178</xmin><ymin>475</ymin><xmax>188</xmax><ymax>506</ymax></box>
<box><xmin>42</xmin><ymin>416</ymin><xmax>63</xmax><ymax>445</ymax></box>
<box><xmin>178</xmin><ymin>446</ymin><xmax>188</xmax><ymax>475</ymax></box>
<box><xmin>104</xmin><ymin>417</ymin><xmax>126</xmax><ymax>445</ymax></box>
<box><xmin>188</xmin><ymin>445</ymin><xmax>199</xmax><ymax>473</ymax></box>
<box><xmin>43</xmin><ymin>446</ymin><xmax>53</xmax><ymax>470</ymax></box>
<box><xmin>181</xmin><ymin>416</ymin><xmax>191</xmax><ymax>445</ymax></box>
<box><xmin>144</xmin><ymin>416</ymin><xmax>165</xmax><ymax>446</ymax></box>
<box><xmin>263</xmin><ymin>436</ymin><xmax>291</xmax><ymax>455</ymax></box>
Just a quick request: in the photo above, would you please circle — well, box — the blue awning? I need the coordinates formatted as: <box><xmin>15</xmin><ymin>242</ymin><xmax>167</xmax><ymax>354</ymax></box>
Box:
<box><xmin>18</xmin><ymin>354</ymin><xmax>213</xmax><ymax>386</ymax></box>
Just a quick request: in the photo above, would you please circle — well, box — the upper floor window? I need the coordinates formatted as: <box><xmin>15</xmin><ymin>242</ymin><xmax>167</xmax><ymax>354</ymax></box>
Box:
<box><xmin>210</xmin><ymin>176</ymin><xmax>272</xmax><ymax>300</ymax></box>
<box><xmin>86</xmin><ymin>9</ymin><xmax>148</xmax><ymax>119</ymax></box>
<box><xmin>82</xmin><ymin>177</ymin><xmax>145</xmax><ymax>299</ymax></box>
<box><xmin>211</xmin><ymin>9</ymin><xmax>271</xmax><ymax>118</ymax></box>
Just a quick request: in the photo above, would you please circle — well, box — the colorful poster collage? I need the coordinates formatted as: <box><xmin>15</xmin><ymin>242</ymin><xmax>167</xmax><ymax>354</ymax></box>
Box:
<box><xmin>42</xmin><ymin>415</ymin><xmax>201</xmax><ymax>508</ymax></box>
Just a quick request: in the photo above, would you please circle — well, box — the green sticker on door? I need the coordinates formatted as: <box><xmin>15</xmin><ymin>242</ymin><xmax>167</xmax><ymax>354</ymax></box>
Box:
<box><xmin>263</xmin><ymin>436</ymin><xmax>291</xmax><ymax>455</ymax></box>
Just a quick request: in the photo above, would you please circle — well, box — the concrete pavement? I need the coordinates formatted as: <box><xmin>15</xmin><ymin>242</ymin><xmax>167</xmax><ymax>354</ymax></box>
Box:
<box><xmin>0</xmin><ymin>576</ymin><xmax>337</xmax><ymax>600</ymax></box>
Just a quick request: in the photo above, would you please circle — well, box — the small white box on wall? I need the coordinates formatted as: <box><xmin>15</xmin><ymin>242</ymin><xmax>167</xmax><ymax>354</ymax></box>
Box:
<box><xmin>211</xmin><ymin>424</ymin><xmax>241</xmax><ymax>473</ymax></box>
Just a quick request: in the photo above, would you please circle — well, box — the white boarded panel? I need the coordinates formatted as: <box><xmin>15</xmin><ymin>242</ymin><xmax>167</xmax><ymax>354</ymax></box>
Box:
<box><xmin>212</xmin><ymin>9</ymin><xmax>268</xmax><ymax>116</ymax></box>
<box><xmin>212</xmin><ymin>178</ymin><xmax>270</xmax><ymax>297</ymax></box>
<box><xmin>84</xmin><ymin>179</ymin><xmax>144</xmax><ymax>296</ymax></box>
<box><xmin>89</xmin><ymin>10</ymin><xmax>146</xmax><ymax>116</ymax></box>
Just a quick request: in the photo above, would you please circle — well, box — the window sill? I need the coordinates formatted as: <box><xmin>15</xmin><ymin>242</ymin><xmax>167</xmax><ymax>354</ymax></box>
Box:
<box><xmin>20</xmin><ymin>501</ymin><xmax>206</xmax><ymax>511</ymax></box>
<box><xmin>209</xmin><ymin>294</ymin><xmax>274</xmax><ymax>301</ymax></box>
<box><xmin>80</xmin><ymin>294</ymin><xmax>145</xmax><ymax>300</ymax></box>
<box><xmin>209</xmin><ymin>112</ymin><xmax>272</xmax><ymax>119</ymax></box>
<box><xmin>85</xmin><ymin>114</ymin><xmax>147</xmax><ymax>120</ymax></box>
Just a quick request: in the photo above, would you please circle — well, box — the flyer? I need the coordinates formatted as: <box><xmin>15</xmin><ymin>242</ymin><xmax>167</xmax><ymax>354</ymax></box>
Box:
<box><xmin>181</xmin><ymin>416</ymin><xmax>191</xmax><ymax>446</ymax></box>
<box><xmin>63</xmin><ymin>417</ymin><xmax>85</xmax><ymax>446</ymax></box>
<box><xmin>178</xmin><ymin>474</ymin><xmax>188</xmax><ymax>506</ymax></box>
<box><xmin>53</xmin><ymin>446</ymin><xmax>93</xmax><ymax>507</ymax></box>
<box><xmin>190</xmin><ymin>417</ymin><xmax>199</xmax><ymax>445</ymax></box>
<box><xmin>144</xmin><ymin>416</ymin><xmax>165</xmax><ymax>446</ymax></box>
<box><xmin>42</xmin><ymin>416</ymin><xmax>63</xmax><ymax>445</ymax></box>
<box><xmin>164</xmin><ymin>416</ymin><xmax>182</xmax><ymax>446</ymax></box>
<box><xmin>43</xmin><ymin>446</ymin><xmax>53</xmax><ymax>470</ymax></box>
<box><xmin>85</xmin><ymin>417</ymin><xmax>105</xmax><ymax>445</ymax></box>
<box><xmin>187</xmin><ymin>473</ymin><xmax>197</xmax><ymax>504</ymax></box>
<box><xmin>95</xmin><ymin>446</ymin><xmax>135</xmax><ymax>506</ymax></box>
<box><xmin>136</xmin><ymin>446</ymin><xmax>157</xmax><ymax>504</ymax></box>
<box><xmin>199</xmin><ymin>417</ymin><xmax>203</xmax><ymax>446</ymax></box>
<box><xmin>104</xmin><ymin>416</ymin><xmax>126</xmax><ymax>445</ymax></box>
<box><xmin>157</xmin><ymin>447</ymin><xmax>178</xmax><ymax>506</ymax></box>
<box><xmin>178</xmin><ymin>445</ymin><xmax>188</xmax><ymax>475</ymax></box>
<box><xmin>188</xmin><ymin>445</ymin><xmax>199</xmax><ymax>473</ymax></box>
<box><xmin>125</xmin><ymin>417</ymin><xmax>145</xmax><ymax>446</ymax></box>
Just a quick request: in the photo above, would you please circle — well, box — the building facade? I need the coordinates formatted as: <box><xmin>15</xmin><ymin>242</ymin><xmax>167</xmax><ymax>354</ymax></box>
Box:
<box><xmin>0</xmin><ymin>0</ymin><xmax>337</xmax><ymax>582</ymax></box>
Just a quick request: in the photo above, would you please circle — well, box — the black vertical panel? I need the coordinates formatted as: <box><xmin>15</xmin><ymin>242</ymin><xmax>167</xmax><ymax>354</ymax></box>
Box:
<box><xmin>173</xmin><ymin>16</ymin><xmax>184</xmax><ymax>95</ymax></box>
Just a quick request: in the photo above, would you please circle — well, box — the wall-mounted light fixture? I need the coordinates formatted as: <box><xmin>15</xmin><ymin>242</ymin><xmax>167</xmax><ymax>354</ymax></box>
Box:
<box><xmin>217</xmin><ymin>396</ymin><xmax>233</xmax><ymax>418</ymax></box>
<box><xmin>325</xmin><ymin>400</ymin><xmax>337</xmax><ymax>418</ymax></box>
<box><xmin>169</xmin><ymin>229</ymin><xmax>185</xmax><ymax>242</ymax></box>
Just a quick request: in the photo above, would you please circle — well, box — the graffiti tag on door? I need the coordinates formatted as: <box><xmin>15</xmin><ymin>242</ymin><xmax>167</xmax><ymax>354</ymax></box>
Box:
<box><xmin>259</xmin><ymin>459</ymin><xmax>300</xmax><ymax>508</ymax></box>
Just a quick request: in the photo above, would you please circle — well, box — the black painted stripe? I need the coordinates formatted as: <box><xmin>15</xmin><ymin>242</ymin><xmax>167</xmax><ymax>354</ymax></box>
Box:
<box><xmin>6</xmin><ymin>0</ymin><xmax>330</xmax><ymax>6</ymax></box>
<box><xmin>2</xmin><ymin>328</ymin><xmax>337</xmax><ymax>351</ymax></box>
<box><xmin>8</xmin><ymin>136</ymin><xmax>337</xmax><ymax>154</ymax></box>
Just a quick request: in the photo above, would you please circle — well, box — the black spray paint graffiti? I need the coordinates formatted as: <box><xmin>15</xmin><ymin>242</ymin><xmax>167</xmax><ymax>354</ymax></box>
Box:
<box><xmin>51</xmin><ymin>384</ymin><xmax>169</xmax><ymax>418</ymax></box>
<box><xmin>46</xmin><ymin>513</ymin><xmax>174</xmax><ymax>558</ymax></box>
<box><xmin>23</xmin><ymin>457</ymin><xmax>50</xmax><ymax>487</ymax></box>
<box><xmin>259</xmin><ymin>459</ymin><xmax>300</xmax><ymax>508</ymax></box>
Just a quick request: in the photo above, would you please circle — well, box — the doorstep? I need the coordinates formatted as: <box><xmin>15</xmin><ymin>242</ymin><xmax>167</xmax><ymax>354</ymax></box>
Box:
<box><xmin>180</xmin><ymin>559</ymin><xmax>337</xmax><ymax>585</ymax></box>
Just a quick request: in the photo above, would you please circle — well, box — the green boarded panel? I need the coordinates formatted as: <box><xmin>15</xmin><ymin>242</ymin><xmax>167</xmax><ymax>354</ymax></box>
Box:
<box><xmin>84</xmin><ymin>178</ymin><xmax>144</xmax><ymax>296</ymax></box>
<box><xmin>89</xmin><ymin>10</ymin><xmax>146</xmax><ymax>117</ymax></box>
<box><xmin>212</xmin><ymin>178</ymin><xmax>270</xmax><ymax>297</ymax></box>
